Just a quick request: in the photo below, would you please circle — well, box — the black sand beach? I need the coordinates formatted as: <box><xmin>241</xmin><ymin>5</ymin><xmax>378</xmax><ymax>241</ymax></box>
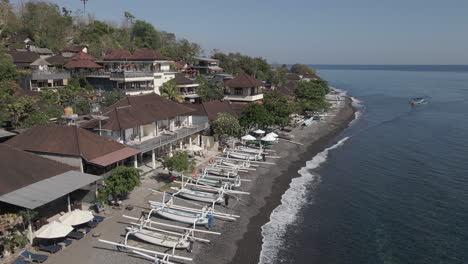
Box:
<box><xmin>194</xmin><ymin>98</ymin><xmax>356</xmax><ymax>264</ymax></box>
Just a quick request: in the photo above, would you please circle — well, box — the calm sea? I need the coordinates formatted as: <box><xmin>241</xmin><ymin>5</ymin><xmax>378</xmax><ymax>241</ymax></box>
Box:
<box><xmin>260</xmin><ymin>65</ymin><xmax>468</xmax><ymax>264</ymax></box>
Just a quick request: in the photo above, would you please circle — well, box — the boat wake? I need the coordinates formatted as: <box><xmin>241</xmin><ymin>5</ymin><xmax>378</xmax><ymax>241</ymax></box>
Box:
<box><xmin>259</xmin><ymin>137</ymin><xmax>350</xmax><ymax>264</ymax></box>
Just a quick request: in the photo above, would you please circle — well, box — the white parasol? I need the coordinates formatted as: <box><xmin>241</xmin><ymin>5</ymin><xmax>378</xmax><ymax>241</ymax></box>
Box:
<box><xmin>34</xmin><ymin>221</ymin><xmax>73</xmax><ymax>239</ymax></box>
<box><xmin>266</xmin><ymin>132</ymin><xmax>279</xmax><ymax>138</ymax></box>
<box><xmin>59</xmin><ymin>209</ymin><xmax>94</xmax><ymax>226</ymax></box>
<box><xmin>261</xmin><ymin>134</ymin><xmax>278</xmax><ymax>142</ymax></box>
<box><xmin>253</xmin><ymin>129</ymin><xmax>265</xmax><ymax>134</ymax></box>
<box><xmin>241</xmin><ymin>134</ymin><xmax>257</xmax><ymax>141</ymax></box>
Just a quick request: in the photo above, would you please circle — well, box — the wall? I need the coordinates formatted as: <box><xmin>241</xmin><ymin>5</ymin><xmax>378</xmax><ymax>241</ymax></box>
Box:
<box><xmin>37</xmin><ymin>153</ymin><xmax>82</xmax><ymax>169</ymax></box>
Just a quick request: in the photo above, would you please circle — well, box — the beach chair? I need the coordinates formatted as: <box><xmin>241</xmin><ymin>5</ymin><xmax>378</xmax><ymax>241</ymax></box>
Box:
<box><xmin>93</xmin><ymin>215</ymin><xmax>105</xmax><ymax>222</ymax></box>
<box><xmin>58</xmin><ymin>238</ymin><xmax>73</xmax><ymax>248</ymax></box>
<box><xmin>78</xmin><ymin>226</ymin><xmax>92</xmax><ymax>234</ymax></box>
<box><xmin>13</xmin><ymin>257</ymin><xmax>31</xmax><ymax>264</ymax></box>
<box><xmin>37</xmin><ymin>243</ymin><xmax>61</xmax><ymax>253</ymax></box>
<box><xmin>20</xmin><ymin>250</ymin><xmax>48</xmax><ymax>263</ymax></box>
<box><xmin>67</xmin><ymin>231</ymin><xmax>84</xmax><ymax>240</ymax></box>
<box><xmin>87</xmin><ymin>221</ymin><xmax>98</xmax><ymax>228</ymax></box>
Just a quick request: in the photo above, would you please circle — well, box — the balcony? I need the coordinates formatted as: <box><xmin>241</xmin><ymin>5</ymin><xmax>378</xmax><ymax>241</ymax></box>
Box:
<box><xmin>124</xmin><ymin>122</ymin><xmax>209</xmax><ymax>153</ymax></box>
<box><xmin>110</xmin><ymin>71</ymin><xmax>154</xmax><ymax>81</ymax></box>
<box><xmin>224</xmin><ymin>93</ymin><xmax>263</xmax><ymax>102</ymax></box>
<box><xmin>31</xmin><ymin>70</ymin><xmax>70</xmax><ymax>81</ymax></box>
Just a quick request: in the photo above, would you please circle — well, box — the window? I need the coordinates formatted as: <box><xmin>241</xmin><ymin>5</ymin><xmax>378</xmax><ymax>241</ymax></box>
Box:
<box><xmin>235</xmin><ymin>88</ymin><xmax>243</xmax><ymax>96</ymax></box>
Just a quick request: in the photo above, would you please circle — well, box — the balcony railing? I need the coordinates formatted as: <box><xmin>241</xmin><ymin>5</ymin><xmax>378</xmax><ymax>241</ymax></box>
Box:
<box><xmin>110</xmin><ymin>71</ymin><xmax>154</xmax><ymax>80</ymax></box>
<box><xmin>224</xmin><ymin>93</ymin><xmax>264</xmax><ymax>102</ymax></box>
<box><xmin>125</xmin><ymin>122</ymin><xmax>209</xmax><ymax>153</ymax></box>
<box><xmin>31</xmin><ymin>70</ymin><xmax>70</xmax><ymax>81</ymax></box>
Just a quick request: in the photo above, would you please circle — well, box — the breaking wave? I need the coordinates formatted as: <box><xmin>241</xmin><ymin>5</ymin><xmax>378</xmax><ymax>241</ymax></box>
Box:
<box><xmin>259</xmin><ymin>137</ymin><xmax>350</xmax><ymax>264</ymax></box>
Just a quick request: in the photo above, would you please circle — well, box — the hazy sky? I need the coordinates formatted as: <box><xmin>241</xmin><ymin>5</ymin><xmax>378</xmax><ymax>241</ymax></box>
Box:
<box><xmin>12</xmin><ymin>0</ymin><xmax>468</xmax><ymax>64</ymax></box>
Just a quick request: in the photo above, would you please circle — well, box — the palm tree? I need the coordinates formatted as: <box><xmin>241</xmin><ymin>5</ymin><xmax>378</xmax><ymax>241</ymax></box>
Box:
<box><xmin>160</xmin><ymin>80</ymin><xmax>183</xmax><ymax>103</ymax></box>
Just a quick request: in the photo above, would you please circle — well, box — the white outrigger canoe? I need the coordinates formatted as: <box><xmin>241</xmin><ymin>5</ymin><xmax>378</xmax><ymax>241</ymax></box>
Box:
<box><xmin>125</xmin><ymin>226</ymin><xmax>191</xmax><ymax>249</ymax></box>
<box><xmin>225</xmin><ymin>150</ymin><xmax>263</xmax><ymax>161</ymax></box>
<box><xmin>203</xmin><ymin>166</ymin><xmax>238</xmax><ymax>177</ymax></box>
<box><xmin>171</xmin><ymin>187</ymin><xmax>224</xmax><ymax>204</ymax></box>
<box><xmin>153</xmin><ymin>207</ymin><xmax>209</xmax><ymax>226</ymax></box>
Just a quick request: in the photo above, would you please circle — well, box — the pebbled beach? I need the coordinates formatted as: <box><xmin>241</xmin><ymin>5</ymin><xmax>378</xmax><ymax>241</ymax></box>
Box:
<box><xmin>194</xmin><ymin>97</ymin><xmax>356</xmax><ymax>264</ymax></box>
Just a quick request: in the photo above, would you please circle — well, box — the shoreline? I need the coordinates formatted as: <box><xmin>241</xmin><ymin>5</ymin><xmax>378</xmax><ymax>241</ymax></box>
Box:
<box><xmin>194</xmin><ymin>97</ymin><xmax>356</xmax><ymax>264</ymax></box>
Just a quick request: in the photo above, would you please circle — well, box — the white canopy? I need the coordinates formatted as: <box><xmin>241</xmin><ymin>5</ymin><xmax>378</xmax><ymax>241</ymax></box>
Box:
<box><xmin>261</xmin><ymin>134</ymin><xmax>278</xmax><ymax>142</ymax></box>
<box><xmin>241</xmin><ymin>134</ymin><xmax>257</xmax><ymax>141</ymax></box>
<box><xmin>267</xmin><ymin>132</ymin><xmax>279</xmax><ymax>138</ymax></box>
<box><xmin>186</xmin><ymin>144</ymin><xmax>203</xmax><ymax>151</ymax></box>
<box><xmin>59</xmin><ymin>209</ymin><xmax>94</xmax><ymax>226</ymax></box>
<box><xmin>34</xmin><ymin>221</ymin><xmax>73</xmax><ymax>239</ymax></box>
<box><xmin>253</xmin><ymin>129</ymin><xmax>265</xmax><ymax>134</ymax></box>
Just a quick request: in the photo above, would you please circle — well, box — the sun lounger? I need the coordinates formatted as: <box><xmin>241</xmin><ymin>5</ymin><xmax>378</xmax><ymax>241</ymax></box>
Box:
<box><xmin>67</xmin><ymin>231</ymin><xmax>84</xmax><ymax>240</ymax></box>
<box><xmin>13</xmin><ymin>257</ymin><xmax>31</xmax><ymax>264</ymax></box>
<box><xmin>93</xmin><ymin>215</ymin><xmax>105</xmax><ymax>222</ymax></box>
<box><xmin>20</xmin><ymin>250</ymin><xmax>48</xmax><ymax>263</ymax></box>
<box><xmin>87</xmin><ymin>221</ymin><xmax>98</xmax><ymax>228</ymax></box>
<box><xmin>37</xmin><ymin>243</ymin><xmax>61</xmax><ymax>253</ymax></box>
<box><xmin>58</xmin><ymin>239</ymin><xmax>73</xmax><ymax>247</ymax></box>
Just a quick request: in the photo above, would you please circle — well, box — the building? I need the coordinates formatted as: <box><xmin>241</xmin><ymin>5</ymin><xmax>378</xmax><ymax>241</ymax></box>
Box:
<box><xmin>173</xmin><ymin>73</ymin><xmax>200</xmax><ymax>103</ymax></box>
<box><xmin>64</xmin><ymin>51</ymin><xmax>102</xmax><ymax>75</ymax></box>
<box><xmin>62</xmin><ymin>44</ymin><xmax>89</xmax><ymax>58</ymax></box>
<box><xmin>7</xmin><ymin>50</ymin><xmax>70</xmax><ymax>91</ymax></box>
<box><xmin>86</xmin><ymin>49</ymin><xmax>175</xmax><ymax>95</ymax></box>
<box><xmin>80</xmin><ymin>93</ymin><xmax>209</xmax><ymax>169</ymax></box>
<box><xmin>192</xmin><ymin>57</ymin><xmax>223</xmax><ymax>75</ymax></box>
<box><xmin>0</xmin><ymin>144</ymin><xmax>100</xmax><ymax>225</ymax></box>
<box><xmin>301</xmin><ymin>73</ymin><xmax>321</xmax><ymax>81</ymax></box>
<box><xmin>189</xmin><ymin>100</ymin><xmax>246</xmax><ymax>121</ymax></box>
<box><xmin>275</xmin><ymin>81</ymin><xmax>298</xmax><ymax>99</ymax></box>
<box><xmin>223</xmin><ymin>72</ymin><xmax>264</xmax><ymax>102</ymax></box>
<box><xmin>4</xmin><ymin>125</ymin><xmax>140</xmax><ymax>175</ymax></box>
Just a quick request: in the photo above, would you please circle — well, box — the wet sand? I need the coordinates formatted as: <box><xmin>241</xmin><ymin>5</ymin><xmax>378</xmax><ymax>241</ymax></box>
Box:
<box><xmin>194</xmin><ymin>98</ymin><xmax>356</xmax><ymax>264</ymax></box>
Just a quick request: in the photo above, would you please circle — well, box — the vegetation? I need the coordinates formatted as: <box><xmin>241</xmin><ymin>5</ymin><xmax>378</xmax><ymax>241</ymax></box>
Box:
<box><xmin>0</xmin><ymin>212</ymin><xmax>32</xmax><ymax>257</ymax></box>
<box><xmin>211</xmin><ymin>113</ymin><xmax>242</xmax><ymax>138</ymax></box>
<box><xmin>239</xmin><ymin>103</ymin><xmax>272</xmax><ymax>130</ymax></box>
<box><xmin>290</xmin><ymin>64</ymin><xmax>316</xmax><ymax>75</ymax></box>
<box><xmin>212</xmin><ymin>52</ymin><xmax>273</xmax><ymax>81</ymax></box>
<box><xmin>98</xmin><ymin>166</ymin><xmax>141</xmax><ymax>203</ymax></box>
<box><xmin>163</xmin><ymin>151</ymin><xmax>196</xmax><ymax>174</ymax></box>
<box><xmin>263</xmin><ymin>91</ymin><xmax>294</xmax><ymax>127</ymax></box>
<box><xmin>160</xmin><ymin>80</ymin><xmax>183</xmax><ymax>103</ymax></box>
<box><xmin>196</xmin><ymin>75</ymin><xmax>224</xmax><ymax>102</ymax></box>
<box><xmin>295</xmin><ymin>79</ymin><xmax>331</xmax><ymax>113</ymax></box>
<box><xmin>100</xmin><ymin>91</ymin><xmax>125</xmax><ymax>107</ymax></box>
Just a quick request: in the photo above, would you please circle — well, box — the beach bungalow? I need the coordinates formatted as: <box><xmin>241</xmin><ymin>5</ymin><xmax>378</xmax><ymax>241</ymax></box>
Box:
<box><xmin>80</xmin><ymin>93</ymin><xmax>209</xmax><ymax>169</ymax></box>
<box><xmin>64</xmin><ymin>51</ymin><xmax>102</xmax><ymax>76</ymax></box>
<box><xmin>192</xmin><ymin>57</ymin><xmax>223</xmax><ymax>75</ymax></box>
<box><xmin>0</xmin><ymin>144</ymin><xmax>100</xmax><ymax>232</ymax></box>
<box><xmin>173</xmin><ymin>73</ymin><xmax>200</xmax><ymax>103</ymax></box>
<box><xmin>4</xmin><ymin>125</ymin><xmax>140</xmax><ymax>176</ymax></box>
<box><xmin>223</xmin><ymin>72</ymin><xmax>264</xmax><ymax>102</ymax></box>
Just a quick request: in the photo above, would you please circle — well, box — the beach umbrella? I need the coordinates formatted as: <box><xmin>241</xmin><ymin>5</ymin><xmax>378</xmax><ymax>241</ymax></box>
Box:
<box><xmin>34</xmin><ymin>221</ymin><xmax>73</xmax><ymax>239</ymax></box>
<box><xmin>261</xmin><ymin>134</ymin><xmax>277</xmax><ymax>142</ymax></box>
<box><xmin>266</xmin><ymin>132</ymin><xmax>279</xmax><ymax>138</ymax></box>
<box><xmin>59</xmin><ymin>209</ymin><xmax>94</xmax><ymax>226</ymax></box>
<box><xmin>241</xmin><ymin>134</ymin><xmax>257</xmax><ymax>141</ymax></box>
<box><xmin>253</xmin><ymin>129</ymin><xmax>265</xmax><ymax>134</ymax></box>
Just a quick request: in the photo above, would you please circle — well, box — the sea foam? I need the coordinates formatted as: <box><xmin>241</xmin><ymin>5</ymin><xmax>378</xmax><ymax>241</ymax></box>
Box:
<box><xmin>259</xmin><ymin>137</ymin><xmax>350</xmax><ymax>264</ymax></box>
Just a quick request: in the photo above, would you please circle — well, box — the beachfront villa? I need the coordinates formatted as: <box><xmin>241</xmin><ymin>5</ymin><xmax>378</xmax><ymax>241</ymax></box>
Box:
<box><xmin>80</xmin><ymin>93</ymin><xmax>209</xmax><ymax>169</ymax></box>
<box><xmin>223</xmin><ymin>72</ymin><xmax>264</xmax><ymax>102</ymax></box>
<box><xmin>4</xmin><ymin>125</ymin><xmax>140</xmax><ymax>176</ymax></box>
<box><xmin>85</xmin><ymin>49</ymin><xmax>175</xmax><ymax>96</ymax></box>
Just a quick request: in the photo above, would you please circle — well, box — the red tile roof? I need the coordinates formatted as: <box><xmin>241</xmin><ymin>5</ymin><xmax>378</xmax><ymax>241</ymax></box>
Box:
<box><xmin>5</xmin><ymin>125</ymin><xmax>139</xmax><ymax>164</ymax></box>
<box><xmin>63</xmin><ymin>45</ymin><xmax>88</xmax><ymax>53</ymax></box>
<box><xmin>103</xmin><ymin>49</ymin><xmax>134</xmax><ymax>60</ymax></box>
<box><xmin>132</xmin><ymin>49</ymin><xmax>169</xmax><ymax>61</ymax></box>
<box><xmin>174</xmin><ymin>73</ymin><xmax>195</xmax><ymax>85</ymax></box>
<box><xmin>81</xmin><ymin>93</ymin><xmax>197</xmax><ymax>131</ymax></box>
<box><xmin>64</xmin><ymin>51</ymin><xmax>101</xmax><ymax>69</ymax></box>
<box><xmin>224</xmin><ymin>72</ymin><xmax>264</xmax><ymax>88</ymax></box>
<box><xmin>188</xmin><ymin>100</ymin><xmax>247</xmax><ymax>121</ymax></box>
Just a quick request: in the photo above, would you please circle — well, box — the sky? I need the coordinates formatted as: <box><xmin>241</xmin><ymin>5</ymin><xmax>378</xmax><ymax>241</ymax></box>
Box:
<box><xmin>12</xmin><ymin>0</ymin><xmax>468</xmax><ymax>64</ymax></box>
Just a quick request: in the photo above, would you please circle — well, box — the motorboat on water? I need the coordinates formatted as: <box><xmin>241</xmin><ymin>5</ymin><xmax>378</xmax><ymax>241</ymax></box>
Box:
<box><xmin>410</xmin><ymin>97</ymin><xmax>427</xmax><ymax>106</ymax></box>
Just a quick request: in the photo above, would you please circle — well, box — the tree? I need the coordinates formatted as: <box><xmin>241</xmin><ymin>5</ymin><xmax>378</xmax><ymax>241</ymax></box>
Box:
<box><xmin>6</xmin><ymin>96</ymin><xmax>37</xmax><ymax>128</ymax></box>
<box><xmin>212</xmin><ymin>52</ymin><xmax>273</xmax><ymax>80</ymax></box>
<box><xmin>124</xmin><ymin>11</ymin><xmax>135</xmax><ymax>25</ymax></box>
<box><xmin>160</xmin><ymin>80</ymin><xmax>183</xmax><ymax>103</ymax></box>
<box><xmin>99</xmin><ymin>167</ymin><xmax>141</xmax><ymax>203</ymax></box>
<box><xmin>163</xmin><ymin>151</ymin><xmax>196</xmax><ymax>174</ymax></box>
<box><xmin>263</xmin><ymin>91</ymin><xmax>294</xmax><ymax>127</ymax></box>
<box><xmin>196</xmin><ymin>75</ymin><xmax>224</xmax><ymax>102</ymax></box>
<box><xmin>239</xmin><ymin>103</ymin><xmax>272</xmax><ymax>130</ymax></box>
<box><xmin>290</xmin><ymin>64</ymin><xmax>315</xmax><ymax>75</ymax></box>
<box><xmin>132</xmin><ymin>20</ymin><xmax>161</xmax><ymax>49</ymax></box>
<box><xmin>101</xmin><ymin>91</ymin><xmax>124</xmax><ymax>107</ymax></box>
<box><xmin>211</xmin><ymin>113</ymin><xmax>241</xmax><ymax>138</ymax></box>
<box><xmin>0</xmin><ymin>49</ymin><xmax>17</xmax><ymax>81</ymax></box>
<box><xmin>269</xmin><ymin>65</ymin><xmax>288</xmax><ymax>86</ymax></box>
<box><xmin>295</xmin><ymin>80</ymin><xmax>331</xmax><ymax>113</ymax></box>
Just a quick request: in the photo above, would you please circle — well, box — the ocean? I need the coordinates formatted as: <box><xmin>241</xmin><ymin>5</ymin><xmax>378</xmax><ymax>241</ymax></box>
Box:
<box><xmin>260</xmin><ymin>65</ymin><xmax>468</xmax><ymax>264</ymax></box>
